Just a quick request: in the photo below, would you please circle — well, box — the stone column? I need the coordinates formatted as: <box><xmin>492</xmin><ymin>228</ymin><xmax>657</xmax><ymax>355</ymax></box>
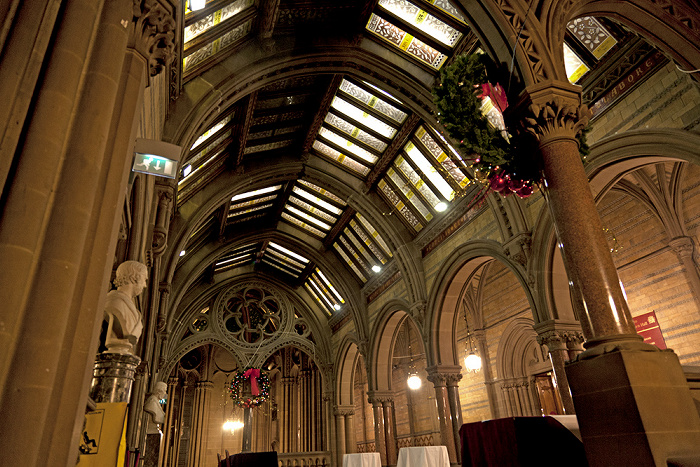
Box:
<box><xmin>445</xmin><ymin>373</ymin><xmax>463</xmax><ymax>463</ymax></box>
<box><xmin>426</xmin><ymin>368</ymin><xmax>458</xmax><ymax>464</ymax></box>
<box><xmin>534</xmin><ymin>321</ymin><xmax>580</xmax><ymax>414</ymax></box>
<box><xmin>160</xmin><ymin>377</ymin><xmax>179</xmax><ymax>467</ymax></box>
<box><xmin>334</xmin><ymin>407</ymin><xmax>347</xmax><ymax>466</ymax></box>
<box><xmin>367</xmin><ymin>393</ymin><xmax>387</xmax><ymax>465</ymax></box>
<box><xmin>517</xmin><ymin>81</ymin><xmax>700</xmax><ymax>466</ymax></box>
<box><xmin>474</xmin><ymin>330</ymin><xmax>499</xmax><ymax>418</ymax></box>
<box><xmin>345</xmin><ymin>410</ymin><xmax>357</xmax><ymax>454</ymax></box>
<box><xmin>381</xmin><ymin>398</ymin><xmax>398</xmax><ymax>466</ymax></box>
<box><xmin>188</xmin><ymin>381</ymin><xmax>213</xmax><ymax>465</ymax></box>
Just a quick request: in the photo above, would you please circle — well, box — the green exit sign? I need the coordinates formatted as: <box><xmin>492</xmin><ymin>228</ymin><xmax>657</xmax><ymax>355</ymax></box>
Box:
<box><xmin>132</xmin><ymin>153</ymin><xmax>178</xmax><ymax>179</ymax></box>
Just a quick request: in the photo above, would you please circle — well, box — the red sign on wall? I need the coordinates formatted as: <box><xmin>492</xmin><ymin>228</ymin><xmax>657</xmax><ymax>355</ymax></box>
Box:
<box><xmin>633</xmin><ymin>310</ymin><xmax>667</xmax><ymax>350</ymax></box>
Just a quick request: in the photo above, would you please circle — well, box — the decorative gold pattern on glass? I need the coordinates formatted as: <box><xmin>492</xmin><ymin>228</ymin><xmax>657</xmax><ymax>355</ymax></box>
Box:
<box><xmin>333</xmin><ymin>244</ymin><xmax>368</xmax><ymax>282</ymax></box>
<box><xmin>183</xmin><ymin>20</ymin><xmax>252</xmax><ymax>73</ymax></box>
<box><xmin>378</xmin><ymin>0</ymin><xmax>462</xmax><ymax>47</ymax></box>
<box><xmin>417</xmin><ymin>126</ymin><xmax>469</xmax><ymax>188</ymax></box>
<box><xmin>563</xmin><ymin>43</ymin><xmax>590</xmax><ymax>83</ymax></box>
<box><xmin>404</xmin><ymin>140</ymin><xmax>454</xmax><ymax>200</ymax></box>
<box><xmin>567</xmin><ymin>16</ymin><xmax>617</xmax><ymax>60</ymax></box>
<box><xmin>325</xmin><ymin>114</ymin><xmax>387</xmax><ymax>151</ymax></box>
<box><xmin>312</xmin><ymin>140</ymin><xmax>371</xmax><ymax>175</ymax></box>
<box><xmin>298</xmin><ymin>180</ymin><xmax>346</xmax><ymax>205</ymax></box>
<box><xmin>281</xmin><ymin>212</ymin><xmax>325</xmax><ymax>238</ymax></box>
<box><xmin>330</xmin><ymin>97</ymin><xmax>398</xmax><ymax>138</ymax></box>
<box><xmin>184</xmin><ymin>0</ymin><xmax>254</xmax><ymax>44</ymax></box>
<box><xmin>339</xmin><ymin>80</ymin><xmax>407</xmax><ymax>123</ymax></box>
<box><xmin>356</xmin><ymin>213</ymin><xmax>392</xmax><ymax>258</ymax></box>
<box><xmin>387</xmin><ymin>167</ymin><xmax>433</xmax><ymax>220</ymax></box>
<box><xmin>292</xmin><ymin>187</ymin><xmax>343</xmax><ymax>215</ymax></box>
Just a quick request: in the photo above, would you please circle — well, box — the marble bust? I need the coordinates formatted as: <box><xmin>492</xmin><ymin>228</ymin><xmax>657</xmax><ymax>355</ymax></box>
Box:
<box><xmin>103</xmin><ymin>260</ymin><xmax>148</xmax><ymax>355</ymax></box>
<box><xmin>144</xmin><ymin>381</ymin><xmax>168</xmax><ymax>434</ymax></box>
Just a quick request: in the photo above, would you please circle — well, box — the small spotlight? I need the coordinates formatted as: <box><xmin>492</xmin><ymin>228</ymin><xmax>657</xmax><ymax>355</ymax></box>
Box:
<box><xmin>333</xmin><ymin>304</ymin><xmax>341</xmax><ymax>311</ymax></box>
<box><xmin>179</xmin><ymin>250</ymin><xmax>186</xmax><ymax>257</ymax></box>
<box><xmin>372</xmin><ymin>265</ymin><xmax>381</xmax><ymax>273</ymax></box>
<box><xmin>435</xmin><ymin>202</ymin><xmax>447</xmax><ymax>212</ymax></box>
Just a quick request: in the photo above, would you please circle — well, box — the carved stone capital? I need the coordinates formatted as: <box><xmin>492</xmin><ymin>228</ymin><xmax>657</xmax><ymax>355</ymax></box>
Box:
<box><xmin>334</xmin><ymin>405</ymin><xmax>355</xmax><ymax>416</ymax></box>
<box><xmin>367</xmin><ymin>391</ymin><xmax>393</xmax><ymax>405</ymax></box>
<box><xmin>669</xmin><ymin>236</ymin><xmax>695</xmax><ymax>259</ymax></box>
<box><xmin>536</xmin><ymin>330</ymin><xmax>567</xmax><ymax>352</ymax></box>
<box><xmin>514</xmin><ymin>81</ymin><xmax>591</xmax><ymax>145</ymax></box>
<box><xmin>130</xmin><ymin>0</ymin><xmax>177</xmax><ymax>77</ymax></box>
<box><xmin>425</xmin><ymin>365</ymin><xmax>463</xmax><ymax>387</ymax></box>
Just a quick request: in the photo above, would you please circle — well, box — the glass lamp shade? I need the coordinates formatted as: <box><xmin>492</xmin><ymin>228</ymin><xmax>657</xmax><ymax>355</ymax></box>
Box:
<box><xmin>464</xmin><ymin>350</ymin><xmax>482</xmax><ymax>372</ymax></box>
<box><xmin>406</xmin><ymin>372</ymin><xmax>422</xmax><ymax>390</ymax></box>
<box><xmin>223</xmin><ymin>420</ymin><xmax>244</xmax><ymax>431</ymax></box>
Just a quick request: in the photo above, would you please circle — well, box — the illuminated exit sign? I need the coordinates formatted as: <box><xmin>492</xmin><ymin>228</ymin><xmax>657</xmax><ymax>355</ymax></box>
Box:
<box><xmin>132</xmin><ymin>138</ymin><xmax>181</xmax><ymax>179</ymax></box>
<box><xmin>132</xmin><ymin>153</ymin><xmax>178</xmax><ymax>178</ymax></box>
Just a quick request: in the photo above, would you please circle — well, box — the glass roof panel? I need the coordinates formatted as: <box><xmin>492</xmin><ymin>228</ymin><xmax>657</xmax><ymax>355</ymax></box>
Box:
<box><xmin>349</xmin><ymin>218</ymin><xmax>388</xmax><ymax>264</ymax></box>
<box><xmin>228</xmin><ymin>203</ymin><xmax>274</xmax><ymax>218</ymax></box>
<box><xmin>563</xmin><ymin>43</ymin><xmax>589</xmax><ymax>83</ymax></box>
<box><xmin>265</xmin><ymin>248</ymin><xmax>305</xmax><ymax>272</ymax></box>
<box><xmin>316</xmin><ymin>269</ymin><xmax>344</xmax><ymax>303</ymax></box>
<box><xmin>229</xmin><ymin>194</ymin><xmax>277</xmax><ymax>213</ymax></box>
<box><xmin>288</xmin><ymin>197</ymin><xmax>338</xmax><ymax>223</ymax></box>
<box><xmin>191</xmin><ymin>115</ymin><xmax>232</xmax><ymax>151</ymax></box>
<box><xmin>292</xmin><ymin>187</ymin><xmax>344</xmax><ymax>215</ymax></box>
<box><xmin>378</xmin><ymin>178</ymin><xmax>424</xmax><ymax>231</ymax></box>
<box><xmin>318</xmin><ymin>128</ymin><xmax>378</xmax><ymax>164</ymax></box>
<box><xmin>312</xmin><ymin>140</ymin><xmax>371</xmax><ymax>176</ymax></box>
<box><xmin>184</xmin><ymin>0</ymin><xmax>254</xmax><ymax>44</ymax></box>
<box><xmin>333</xmin><ymin>244</ymin><xmax>367</xmax><ymax>283</ymax></box>
<box><xmin>231</xmin><ymin>185</ymin><xmax>282</xmax><ymax>202</ymax></box>
<box><xmin>262</xmin><ymin>258</ymin><xmax>300</xmax><ymax>277</ymax></box>
<box><xmin>243</xmin><ymin>139</ymin><xmax>294</xmax><ymax>155</ymax></box>
<box><xmin>298</xmin><ymin>180</ymin><xmax>346</xmax><ymax>205</ymax></box>
<box><xmin>305</xmin><ymin>283</ymin><xmax>332</xmax><ymax>316</ymax></box>
<box><xmin>356</xmin><ymin>213</ymin><xmax>392</xmax><ymax>258</ymax></box>
<box><xmin>429</xmin><ymin>0</ymin><xmax>466</xmax><ymax>23</ymax></box>
<box><xmin>366</xmin><ymin>13</ymin><xmax>448</xmax><ymax>69</ymax></box>
<box><xmin>324</xmin><ymin>114</ymin><xmax>388</xmax><ymax>152</ymax></box>
<box><xmin>344</xmin><ymin>227</ymin><xmax>377</xmax><ymax>265</ymax></box>
<box><xmin>268</xmin><ymin>242</ymin><xmax>309</xmax><ymax>264</ymax></box>
<box><xmin>339</xmin><ymin>80</ymin><xmax>407</xmax><ymax>124</ymax></box>
<box><xmin>394</xmin><ymin>155</ymin><xmax>440</xmax><ymax>206</ymax></box>
<box><xmin>416</xmin><ymin>126</ymin><xmax>470</xmax><ymax>188</ymax></box>
<box><xmin>378</xmin><ymin>0</ymin><xmax>462</xmax><ymax>47</ymax></box>
<box><xmin>387</xmin><ymin>167</ymin><xmax>433</xmax><ymax>221</ymax></box>
<box><xmin>567</xmin><ymin>16</ymin><xmax>617</xmax><ymax>60</ymax></box>
<box><xmin>281</xmin><ymin>212</ymin><xmax>326</xmax><ymax>238</ymax></box>
<box><xmin>330</xmin><ymin>97</ymin><xmax>398</xmax><ymax>138</ymax></box>
<box><xmin>285</xmin><ymin>205</ymin><xmax>333</xmax><ymax>231</ymax></box>
<box><xmin>404</xmin><ymin>141</ymin><xmax>454</xmax><ymax>200</ymax></box>
<box><xmin>183</xmin><ymin>19</ymin><xmax>252</xmax><ymax>73</ymax></box>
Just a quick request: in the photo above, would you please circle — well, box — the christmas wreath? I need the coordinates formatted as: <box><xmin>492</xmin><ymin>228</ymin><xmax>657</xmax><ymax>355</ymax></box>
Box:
<box><xmin>432</xmin><ymin>53</ymin><xmax>589</xmax><ymax>198</ymax></box>
<box><xmin>228</xmin><ymin>368</ymin><xmax>270</xmax><ymax>408</ymax></box>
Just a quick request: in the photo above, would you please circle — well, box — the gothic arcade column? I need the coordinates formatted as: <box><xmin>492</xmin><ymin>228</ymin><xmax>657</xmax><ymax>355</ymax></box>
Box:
<box><xmin>188</xmin><ymin>381</ymin><xmax>213</xmax><ymax>467</ymax></box>
<box><xmin>367</xmin><ymin>392</ymin><xmax>387</xmax><ymax>465</ymax></box>
<box><xmin>669</xmin><ymin>236</ymin><xmax>700</xmax><ymax>311</ymax></box>
<box><xmin>517</xmin><ymin>81</ymin><xmax>700</xmax><ymax>465</ymax></box>
<box><xmin>444</xmin><ymin>372</ymin><xmax>463</xmax><ymax>463</ymax></box>
<box><xmin>534</xmin><ymin>321</ymin><xmax>582</xmax><ymax>414</ymax></box>
<box><xmin>426</xmin><ymin>367</ymin><xmax>458</xmax><ymax>464</ymax></box>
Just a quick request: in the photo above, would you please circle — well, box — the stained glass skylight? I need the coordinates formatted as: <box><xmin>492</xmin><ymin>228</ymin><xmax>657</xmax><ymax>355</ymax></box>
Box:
<box><xmin>377</xmin><ymin>125</ymin><xmax>470</xmax><ymax>232</ymax></box>
<box><xmin>214</xmin><ymin>243</ymin><xmax>258</xmax><ymax>271</ymax></box>
<box><xmin>305</xmin><ymin>267</ymin><xmax>345</xmax><ymax>315</ymax></box>
<box><xmin>179</xmin><ymin>113</ymin><xmax>235</xmax><ymax>188</ymax></box>
<box><xmin>280</xmin><ymin>181</ymin><xmax>347</xmax><ymax>239</ymax></box>
<box><xmin>227</xmin><ymin>185</ymin><xmax>282</xmax><ymax>222</ymax></box>
<box><xmin>312</xmin><ymin>79</ymin><xmax>407</xmax><ymax>176</ymax></box>
<box><xmin>563</xmin><ymin>43</ymin><xmax>590</xmax><ymax>83</ymax></box>
<box><xmin>261</xmin><ymin>242</ymin><xmax>309</xmax><ymax>278</ymax></box>
<box><xmin>366</xmin><ymin>14</ymin><xmax>447</xmax><ymax>69</ymax></box>
<box><xmin>567</xmin><ymin>16</ymin><xmax>617</xmax><ymax>60</ymax></box>
<box><xmin>333</xmin><ymin>213</ymin><xmax>392</xmax><ymax>282</ymax></box>
<box><xmin>377</xmin><ymin>0</ymin><xmax>462</xmax><ymax>48</ymax></box>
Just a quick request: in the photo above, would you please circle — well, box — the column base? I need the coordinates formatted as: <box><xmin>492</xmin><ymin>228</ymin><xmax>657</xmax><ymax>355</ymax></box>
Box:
<box><xmin>90</xmin><ymin>352</ymin><xmax>141</xmax><ymax>403</ymax></box>
<box><xmin>566</xmin><ymin>348</ymin><xmax>700</xmax><ymax>466</ymax></box>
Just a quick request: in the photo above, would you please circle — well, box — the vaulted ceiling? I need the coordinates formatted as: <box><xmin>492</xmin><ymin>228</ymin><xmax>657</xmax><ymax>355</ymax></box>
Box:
<box><xmin>164</xmin><ymin>0</ymin><xmax>650</xmax><ymax>327</ymax></box>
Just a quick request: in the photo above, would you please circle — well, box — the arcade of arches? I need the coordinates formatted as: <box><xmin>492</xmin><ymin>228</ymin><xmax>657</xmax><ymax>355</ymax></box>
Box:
<box><xmin>1</xmin><ymin>0</ymin><xmax>700</xmax><ymax>466</ymax></box>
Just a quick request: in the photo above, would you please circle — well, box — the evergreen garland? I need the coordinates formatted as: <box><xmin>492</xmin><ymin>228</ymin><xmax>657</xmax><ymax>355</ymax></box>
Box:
<box><xmin>228</xmin><ymin>369</ymin><xmax>270</xmax><ymax>408</ymax></box>
<box><xmin>432</xmin><ymin>54</ymin><xmax>588</xmax><ymax>198</ymax></box>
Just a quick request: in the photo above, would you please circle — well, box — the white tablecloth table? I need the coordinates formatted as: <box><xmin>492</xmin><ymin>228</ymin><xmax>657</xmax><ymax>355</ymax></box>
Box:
<box><xmin>396</xmin><ymin>446</ymin><xmax>450</xmax><ymax>467</ymax></box>
<box><xmin>343</xmin><ymin>452</ymin><xmax>382</xmax><ymax>467</ymax></box>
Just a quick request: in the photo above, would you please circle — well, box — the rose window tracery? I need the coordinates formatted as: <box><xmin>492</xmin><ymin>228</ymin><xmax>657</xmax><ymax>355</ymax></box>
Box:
<box><xmin>218</xmin><ymin>285</ymin><xmax>286</xmax><ymax>344</ymax></box>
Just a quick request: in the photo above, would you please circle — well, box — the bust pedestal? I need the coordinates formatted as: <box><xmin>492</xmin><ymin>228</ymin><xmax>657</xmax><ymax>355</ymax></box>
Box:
<box><xmin>90</xmin><ymin>352</ymin><xmax>141</xmax><ymax>403</ymax></box>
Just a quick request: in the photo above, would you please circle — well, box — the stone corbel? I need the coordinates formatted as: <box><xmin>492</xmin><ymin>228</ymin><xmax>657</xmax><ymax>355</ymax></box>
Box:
<box><xmin>151</xmin><ymin>184</ymin><xmax>174</xmax><ymax>257</ymax></box>
<box><xmin>129</xmin><ymin>0</ymin><xmax>177</xmax><ymax>78</ymax></box>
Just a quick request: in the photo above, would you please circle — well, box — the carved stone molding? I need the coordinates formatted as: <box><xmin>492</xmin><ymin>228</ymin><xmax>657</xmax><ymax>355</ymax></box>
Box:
<box><xmin>514</xmin><ymin>82</ymin><xmax>591</xmax><ymax>145</ymax></box>
<box><xmin>426</xmin><ymin>365</ymin><xmax>463</xmax><ymax>387</ymax></box>
<box><xmin>334</xmin><ymin>405</ymin><xmax>355</xmax><ymax>416</ymax></box>
<box><xmin>503</xmin><ymin>232</ymin><xmax>532</xmax><ymax>267</ymax></box>
<box><xmin>151</xmin><ymin>186</ymin><xmax>174</xmax><ymax>256</ymax></box>
<box><xmin>536</xmin><ymin>330</ymin><xmax>567</xmax><ymax>352</ymax></box>
<box><xmin>367</xmin><ymin>391</ymin><xmax>394</xmax><ymax>405</ymax></box>
<box><xmin>130</xmin><ymin>0</ymin><xmax>177</xmax><ymax>77</ymax></box>
<box><xmin>669</xmin><ymin>236</ymin><xmax>696</xmax><ymax>259</ymax></box>
<box><xmin>533</xmin><ymin>320</ymin><xmax>586</xmax><ymax>352</ymax></box>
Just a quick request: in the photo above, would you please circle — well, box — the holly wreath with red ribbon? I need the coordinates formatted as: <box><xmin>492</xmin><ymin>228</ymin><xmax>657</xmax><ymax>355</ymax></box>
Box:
<box><xmin>228</xmin><ymin>368</ymin><xmax>271</xmax><ymax>408</ymax></box>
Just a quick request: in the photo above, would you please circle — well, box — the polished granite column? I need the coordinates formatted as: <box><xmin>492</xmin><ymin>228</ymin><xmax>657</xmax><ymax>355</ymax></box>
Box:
<box><xmin>426</xmin><ymin>368</ymin><xmax>458</xmax><ymax>464</ymax></box>
<box><xmin>518</xmin><ymin>81</ymin><xmax>700</xmax><ymax>466</ymax></box>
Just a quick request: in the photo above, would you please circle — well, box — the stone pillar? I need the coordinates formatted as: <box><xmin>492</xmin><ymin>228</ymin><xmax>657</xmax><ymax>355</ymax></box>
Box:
<box><xmin>445</xmin><ymin>373</ymin><xmax>463</xmax><ymax>463</ymax></box>
<box><xmin>474</xmin><ymin>330</ymin><xmax>499</xmax><ymax>418</ymax></box>
<box><xmin>160</xmin><ymin>377</ymin><xmax>179</xmax><ymax>467</ymax></box>
<box><xmin>367</xmin><ymin>393</ymin><xmax>387</xmax><ymax>465</ymax></box>
<box><xmin>517</xmin><ymin>81</ymin><xmax>700</xmax><ymax>466</ymax></box>
<box><xmin>381</xmin><ymin>398</ymin><xmax>397</xmax><ymax>466</ymax></box>
<box><xmin>534</xmin><ymin>321</ymin><xmax>581</xmax><ymax>414</ymax></box>
<box><xmin>188</xmin><ymin>381</ymin><xmax>213</xmax><ymax>465</ymax></box>
<box><xmin>345</xmin><ymin>410</ymin><xmax>356</xmax><ymax>454</ymax></box>
<box><xmin>90</xmin><ymin>353</ymin><xmax>142</xmax><ymax>403</ymax></box>
<box><xmin>426</xmin><ymin>367</ymin><xmax>458</xmax><ymax>464</ymax></box>
<box><xmin>334</xmin><ymin>407</ymin><xmax>347</xmax><ymax>466</ymax></box>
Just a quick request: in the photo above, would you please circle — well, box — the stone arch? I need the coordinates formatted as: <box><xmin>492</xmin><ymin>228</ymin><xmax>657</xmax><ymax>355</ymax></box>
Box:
<box><xmin>426</xmin><ymin>240</ymin><xmax>537</xmax><ymax>367</ymax></box>
<box><xmin>529</xmin><ymin>129</ymin><xmax>700</xmax><ymax>337</ymax></box>
<box><xmin>335</xmin><ymin>338</ymin><xmax>362</xmax><ymax>407</ymax></box>
<box><xmin>369</xmin><ymin>300</ymin><xmax>414</xmax><ymax>392</ymax></box>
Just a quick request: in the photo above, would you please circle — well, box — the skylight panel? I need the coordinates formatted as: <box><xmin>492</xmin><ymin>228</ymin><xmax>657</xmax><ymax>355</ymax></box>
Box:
<box><xmin>366</xmin><ymin>13</ymin><xmax>448</xmax><ymax>69</ymax></box>
<box><xmin>263</xmin><ymin>258</ymin><xmax>300</xmax><ymax>277</ymax></box>
<box><xmin>387</xmin><ymin>168</ymin><xmax>433</xmax><ymax>221</ymax></box>
<box><xmin>316</xmin><ymin>269</ymin><xmax>344</xmax><ymax>304</ymax></box>
<box><xmin>318</xmin><ymin>128</ymin><xmax>378</xmax><ymax>164</ymax></box>
<box><xmin>288</xmin><ymin>197</ymin><xmax>338</xmax><ymax>224</ymax></box>
<box><xmin>183</xmin><ymin>19</ymin><xmax>252</xmax><ymax>73</ymax></box>
<box><xmin>567</xmin><ymin>16</ymin><xmax>617</xmax><ymax>60</ymax></box>
<box><xmin>178</xmin><ymin>149</ymin><xmax>224</xmax><ymax>187</ymax></box>
<box><xmin>378</xmin><ymin>179</ymin><xmax>424</xmax><ymax>232</ymax></box>
<box><xmin>378</xmin><ymin>0</ymin><xmax>462</xmax><ymax>48</ymax></box>
<box><xmin>338</xmin><ymin>235</ymin><xmax>371</xmax><ymax>272</ymax></box>
<box><xmin>356</xmin><ymin>213</ymin><xmax>392</xmax><ymax>258</ymax></box>
<box><xmin>429</xmin><ymin>0</ymin><xmax>467</xmax><ymax>23</ymax></box>
<box><xmin>324</xmin><ymin>114</ymin><xmax>388</xmax><ymax>152</ymax></box>
<box><xmin>417</xmin><ymin>126</ymin><xmax>470</xmax><ymax>188</ymax></box>
<box><xmin>268</xmin><ymin>242</ymin><xmax>309</xmax><ymax>264</ymax></box>
<box><xmin>229</xmin><ymin>195</ymin><xmax>277</xmax><ymax>213</ymax></box>
<box><xmin>563</xmin><ymin>43</ymin><xmax>589</xmax><ymax>83</ymax></box>
<box><xmin>305</xmin><ymin>283</ymin><xmax>332</xmax><ymax>316</ymax></box>
<box><xmin>394</xmin><ymin>155</ymin><xmax>441</xmax><ymax>207</ymax></box>
<box><xmin>344</xmin><ymin>226</ymin><xmax>378</xmax><ymax>265</ymax></box>
<box><xmin>339</xmin><ymin>80</ymin><xmax>407</xmax><ymax>124</ymax></box>
<box><xmin>231</xmin><ymin>185</ymin><xmax>282</xmax><ymax>202</ymax></box>
<box><xmin>330</xmin><ymin>97</ymin><xmax>398</xmax><ymax>138</ymax></box>
<box><xmin>349</xmin><ymin>219</ymin><xmax>388</xmax><ymax>264</ymax></box>
<box><xmin>292</xmin><ymin>187</ymin><xmax>344</xmax><ymax>215</ymax></box>
<box><xmin>228</xmin><ymin>203</ymin><xmax>274</xmax><ymax>218</ymax></box>
<box><xmin>404</xmin><ymin>141</ymin><xmax>454</xmax><ymax>200</ymax></box>
<box><xmin>312</xmin><ymin>140</ymin><xmax>371</xmax><ymax>176</ymax></box>
<box><xmin>333</xmin><ymin>244</ymin><xmax>367</xmax><ymax>283</ymax></box>
<box><xmin>184</xmin><ymin>0</ymin><xmax>254</xmax><ymax>43</ymax></box>
<box><xmin>285</xmin><ymin>205</ymin><xmax>332</xmax><ymax>231</ymax></box>
<box><xmin>298</xmin><ymin>180</ymin><xmax>347</xmax><ymax>205</ymax></box>
<box><xmin>281</xmin><ymin>213</ymin><xmax>326</xmax><ymax>238</ymax></box>
<box><xmin>265</xmin><ymin>250</ymin><xmax>305</xmax><ymax>273</ymax></box>
<box><xmin>190</xmin><ymin>115</ymin><xmax>232</xmax><ymax>151</ymax></box>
